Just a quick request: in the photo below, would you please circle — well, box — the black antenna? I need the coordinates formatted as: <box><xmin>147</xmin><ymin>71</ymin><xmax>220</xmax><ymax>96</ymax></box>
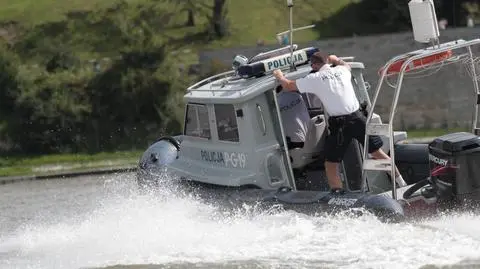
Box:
<box><xmin>287</xmin><ymin>0</ymin><xmax>296</xmax><ymax>72</ymax></box>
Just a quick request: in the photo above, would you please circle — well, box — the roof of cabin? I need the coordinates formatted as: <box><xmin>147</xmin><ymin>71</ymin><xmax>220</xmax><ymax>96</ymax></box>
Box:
<box><xmin>184</xmin><ymin>56</ymin><xmax>365</xmax><ymax>104</ymax></box>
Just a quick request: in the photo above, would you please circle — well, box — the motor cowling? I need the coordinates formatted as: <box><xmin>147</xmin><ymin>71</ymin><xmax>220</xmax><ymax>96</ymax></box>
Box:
<box><xmin>139</xmin><ymin>137</ymin><xmax>179</xmax><ymax>166</ymax></box>
<box><xmin>137</xmin><ymin>136</ymin><xmax>180</xmax><ymax>187</ymax></box>
<box><xmin>428</xmin><ymin>132</ymin><xmax>480</xmax><ymax>206</ymax></box>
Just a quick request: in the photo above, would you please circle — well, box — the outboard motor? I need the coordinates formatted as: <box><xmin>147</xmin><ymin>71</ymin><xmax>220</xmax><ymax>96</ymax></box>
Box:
<box><xmin>136</xmin><ymin>136</ymin><xmax>180</xmax><ymax>189</ymax></box>
<box><xmin>428</xmin><ymin>132</ymin><xmax>480</xmax><ymax>207</ymax></box>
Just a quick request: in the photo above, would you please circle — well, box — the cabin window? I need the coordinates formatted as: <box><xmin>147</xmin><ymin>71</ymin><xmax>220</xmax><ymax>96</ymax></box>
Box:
<box><xmin>184</xmin><ymin>103</ymin><xmax>211</xmax><ymax>139</ymax></box>
<box><xmin>214</xmin><ymin>104</ymin><xmax>239</xmax><ymax>142</ymax></box>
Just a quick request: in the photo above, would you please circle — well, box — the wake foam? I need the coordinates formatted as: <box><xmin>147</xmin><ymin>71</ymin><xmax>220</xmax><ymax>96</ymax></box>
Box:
<box><xmin>0</xmin><ymin>174</ymin><xmax>479</xmax><ymax>269</ymax></box>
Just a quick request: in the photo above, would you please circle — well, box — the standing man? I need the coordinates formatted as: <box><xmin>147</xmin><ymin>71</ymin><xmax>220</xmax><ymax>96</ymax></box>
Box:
<box><xmin>272</xmin><ymin>51</ymin><xmax>406</xmax><ymax>193</ymax></box>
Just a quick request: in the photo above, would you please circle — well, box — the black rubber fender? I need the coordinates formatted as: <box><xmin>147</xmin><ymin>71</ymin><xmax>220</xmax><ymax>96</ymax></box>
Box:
<box><xmin>233</xmin><ymin>187</ymin><xmax>405</xmax><ymax>222</ymax></box>
<box><xmin>156</xmin><ymin>136</ymin><xmax>180</xmax><ymax>151</ymax></box>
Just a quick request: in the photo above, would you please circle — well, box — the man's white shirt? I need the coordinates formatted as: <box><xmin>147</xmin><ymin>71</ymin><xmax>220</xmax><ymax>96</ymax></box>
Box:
<box><xmin>296</xmin><ymin>65</ymin><xmax>359</xmax><ymax>116</ymax></box>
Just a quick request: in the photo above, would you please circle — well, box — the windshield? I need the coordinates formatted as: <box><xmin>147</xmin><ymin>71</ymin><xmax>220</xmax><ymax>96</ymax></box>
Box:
<box><xmin>301</xmin><ymin>92</ymin><xmax>323</xmax><ymax>110</ymax></box>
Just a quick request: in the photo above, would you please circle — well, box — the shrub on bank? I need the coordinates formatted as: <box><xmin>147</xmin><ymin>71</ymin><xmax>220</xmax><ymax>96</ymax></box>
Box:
<box><xmin>0</xmin><ymin>1</ymin><xmax>190</xmax><ymax>155</ymax></box>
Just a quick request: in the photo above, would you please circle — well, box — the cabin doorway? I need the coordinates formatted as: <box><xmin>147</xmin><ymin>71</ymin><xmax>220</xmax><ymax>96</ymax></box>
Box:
<box><xmin>269</xmin><ymin>84</ymin><xmax>368</xmax><ymax>193</ymax></box>
<box><xmin>266</xmin><ymin>86</ymin><xmax>297</xmax><ymax>190</ymax></box>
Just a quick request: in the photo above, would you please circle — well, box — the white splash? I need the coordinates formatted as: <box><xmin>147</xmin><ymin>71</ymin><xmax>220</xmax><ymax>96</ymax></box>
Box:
<box><xmin>0</xmin><ymin>174</ymin><xmax>479</xmax><ymax>269</ymax></box>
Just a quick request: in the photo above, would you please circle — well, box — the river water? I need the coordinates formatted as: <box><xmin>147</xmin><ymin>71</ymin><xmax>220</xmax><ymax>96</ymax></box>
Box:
<box><xmin>1</xmin><ymin>173</ymin><xmax>480</xmax><ymax>269</ymax></box>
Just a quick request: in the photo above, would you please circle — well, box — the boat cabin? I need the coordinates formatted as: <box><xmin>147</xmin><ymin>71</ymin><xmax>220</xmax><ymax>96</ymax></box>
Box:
<box><xmin>165</xmin><ymin>45</ymin><xmax>401</xmax><ymax>192</ymax></box>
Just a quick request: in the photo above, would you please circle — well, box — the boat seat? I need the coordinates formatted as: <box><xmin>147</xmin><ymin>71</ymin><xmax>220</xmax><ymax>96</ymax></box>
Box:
<box><xmin>289</xmin><ymin>114</ymin><xmax>326</xmax><ymax>169</ymax></box>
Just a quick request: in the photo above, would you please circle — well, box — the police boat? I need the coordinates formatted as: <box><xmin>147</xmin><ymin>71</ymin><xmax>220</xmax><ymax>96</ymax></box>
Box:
<box><xmin>136</xmin><ymin>0</ymin><xmax>480</xmax><ymax>222</ymax></box>
<box><xmin>136</xmin><ymin>43</ymin><xmax>415</xmax><ymax>221</ymax></box>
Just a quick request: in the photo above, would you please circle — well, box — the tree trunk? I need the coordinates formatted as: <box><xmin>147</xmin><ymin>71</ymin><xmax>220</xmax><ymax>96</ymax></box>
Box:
<box><xmin>186</xmin><ymin>9</ymin><xmax>195</xmax><ymax>26</ymax></box>
<box><xmin>212</xmin><ymin>0</ymin><xmax>227</xmax><ymax>38</ymax></box>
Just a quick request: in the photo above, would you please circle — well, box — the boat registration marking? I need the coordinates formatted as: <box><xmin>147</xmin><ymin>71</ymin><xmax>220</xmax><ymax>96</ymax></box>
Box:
<box><xmin>327</xmin><ymin>197</ymin><xmax>358</xmax><ymax>207</ymax></box>
<box><xmin>200</xmin><ymin>150</ymin><xmax>247</xmax><ymax>168</ymax></box>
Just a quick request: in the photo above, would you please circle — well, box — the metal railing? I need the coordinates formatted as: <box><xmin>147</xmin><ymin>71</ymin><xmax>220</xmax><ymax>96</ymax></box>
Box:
<box><xmin>362</xmin><ymin>38</ymin><xmax>480</xmax><ymax>200</ymax></box>
<box><xmin>186</xmin><ymin>70</ymin><xmax>237</xmax><ymax>92</ymax></box>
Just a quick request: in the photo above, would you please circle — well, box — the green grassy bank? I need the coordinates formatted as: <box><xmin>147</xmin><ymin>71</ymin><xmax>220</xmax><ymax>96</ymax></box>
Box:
<box><xmin>0</xmin><ymin>150</ymin><xmax>143</xmax><ymax>177</ymax></box>
<box><xmin>0</xmin><ymin>0</ymin><xmax>350</xmax><ymax>42</ymax></box>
